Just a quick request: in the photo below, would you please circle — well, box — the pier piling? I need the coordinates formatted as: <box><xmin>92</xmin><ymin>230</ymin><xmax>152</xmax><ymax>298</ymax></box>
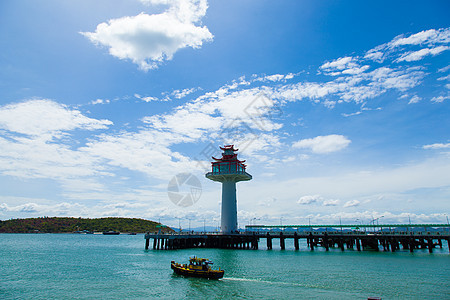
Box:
<box><xmin>266</xmin><ymin>233</ymin><xmax>272</xmax><ymax>250</ymax></box>
<box><xmin>294</xmin><ymin>232</ymin><xmax>299</xmax><ymax>250</ymax></box>
<box><xmin>280</xmin><ymin>232</ymin><xmax>285</xmax><ymax>250</ymax></box>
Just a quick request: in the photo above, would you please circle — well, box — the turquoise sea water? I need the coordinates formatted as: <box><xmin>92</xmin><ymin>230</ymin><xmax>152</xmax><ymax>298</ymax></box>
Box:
<box><xmin>1</xmin><ymin>234</ymin><xmax>449</xmax><ymax>299</ymax></box>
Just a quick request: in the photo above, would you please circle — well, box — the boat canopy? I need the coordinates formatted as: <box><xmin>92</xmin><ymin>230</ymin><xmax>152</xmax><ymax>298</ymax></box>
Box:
<box><xmin>189</xmin><ymin>257</ymin><xmax>212</xmax><ymax>264</ymax></box>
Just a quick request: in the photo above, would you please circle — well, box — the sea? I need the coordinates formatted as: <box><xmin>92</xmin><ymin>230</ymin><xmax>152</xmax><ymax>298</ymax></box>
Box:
<box><xmin>1</xmin><ymin>234</ymin><xmax>449</xmax><ymax>299</ymax></box>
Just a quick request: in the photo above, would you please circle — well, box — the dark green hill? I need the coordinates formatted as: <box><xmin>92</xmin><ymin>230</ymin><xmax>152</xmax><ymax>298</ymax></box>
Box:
<box><xmin>0</xmin><ymin>217</ymin><xmax>173</xmax><ymax>233</ymax></box>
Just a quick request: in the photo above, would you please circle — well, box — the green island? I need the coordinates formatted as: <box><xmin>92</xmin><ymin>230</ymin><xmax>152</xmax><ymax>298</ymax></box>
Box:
<box><xmin>0</xmin><ymin>217</ymin><xmax>174</xmax><ymax>234</ymax></box>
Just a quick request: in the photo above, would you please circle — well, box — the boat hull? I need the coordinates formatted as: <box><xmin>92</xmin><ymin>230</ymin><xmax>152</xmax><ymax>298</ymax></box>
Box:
<box><xmin>171</xmin><ymin>263</ymin><xmax>224</xmax><ymax>279</ymax></box>
<box><xmin>102</xmin><ymin>231</ymin><xmax>120</xmax><ymax>235</ymax></box>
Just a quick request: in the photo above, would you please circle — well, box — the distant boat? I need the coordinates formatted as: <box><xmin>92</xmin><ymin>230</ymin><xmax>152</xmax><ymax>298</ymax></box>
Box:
<box><xmin>102</xmin><ymin>231</ymin><xmax>120</xmax><ymax>235</ymax></box>
<box><xmin>171</xmin><ymin>257</ymin><xmax>224</xmax><ymax>279</ymax></box>
<box><xmin>74</xmin><ymin>230</ymin><xmax>93</xmax><ymax>234</ymax></box>
<box><xmin>128</xmin><ymin>232</ymin><xmax>137</xmax><ymax>235</ymax></box>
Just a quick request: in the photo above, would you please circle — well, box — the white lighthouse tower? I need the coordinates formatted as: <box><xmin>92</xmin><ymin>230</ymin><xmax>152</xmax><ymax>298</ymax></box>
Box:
<box><xmin>206</xmin><ymin>145</ymin><xmax>252</xmax><ymax>233</ymax></box>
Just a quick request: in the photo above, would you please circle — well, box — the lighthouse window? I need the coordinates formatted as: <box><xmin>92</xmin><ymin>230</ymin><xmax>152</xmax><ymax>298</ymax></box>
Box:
<box><xmin>213</xmin><ymin>165</ymin><xmax>219</xmax><ymax>173</ymax></box>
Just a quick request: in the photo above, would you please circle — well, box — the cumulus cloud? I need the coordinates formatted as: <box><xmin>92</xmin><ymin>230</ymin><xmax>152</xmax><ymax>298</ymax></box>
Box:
<box><xmin>81</xmin><ymin>0</ymin><xmax>213</xmax><ymax>71</ymax></box>
<box><xmin>344</xmin><ymin>199</ymin><xmax>360</xmax><ymax>208</ymax></box>
<box><xmin>292</xmin><ymin>135</ymin><xmax>351</xmax><ymax>154</ymax></box>
<box><xmin>322</xmin><ymin>199</ymin><xmax>340</xmax><ymax>206</ymax></box>
<box><xmin>297</xmin><ymin>195</ymin><xmax>321</xmax><ymax>205</ymax></box>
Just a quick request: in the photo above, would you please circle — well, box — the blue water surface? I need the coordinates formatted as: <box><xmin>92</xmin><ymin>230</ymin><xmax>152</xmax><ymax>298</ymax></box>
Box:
<box><xmin>1</xmin><ymin>234</ymin><xmax>449</xmax><ymax>299</ymax></box>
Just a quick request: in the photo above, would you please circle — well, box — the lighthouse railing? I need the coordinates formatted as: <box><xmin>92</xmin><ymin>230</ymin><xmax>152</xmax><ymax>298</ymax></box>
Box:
<box><xmin>206</xmin><ymin>170</ymin><xmax>249</xmax><ymax>175</ymax></box>
<box><xmin>210</xmin><ymin>162</ymin><xmax>247</xmax><ymax>174</ymax></box>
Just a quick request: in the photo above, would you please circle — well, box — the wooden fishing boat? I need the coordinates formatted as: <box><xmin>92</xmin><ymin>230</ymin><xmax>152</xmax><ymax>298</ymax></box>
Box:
<box><xmin>171</xmin><ymin>257</ymin><xmax>224</xmax><ymax>279</ymax></box>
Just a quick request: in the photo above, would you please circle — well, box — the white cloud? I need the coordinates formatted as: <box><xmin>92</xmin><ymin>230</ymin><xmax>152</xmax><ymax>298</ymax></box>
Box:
<box><xmin>0</xmin><ymin>99</ymin><xmax>116</xmax><ymax>183</ymax></box>
<box><xmin>264</xmin><ymin>74</ymin><xmax>286</xmax><ymax>82</ymax></box>
<box><xmin>252</xmin><ymin>73</ymin><xmax>298</xmax><ymax>83</ymax></box>
<box><xmin>365</xmin><ymin>28</ymin><xmax>450</xmax><ymax>63</ymax></box>
<box><xmin>320</xmin><ymin>56</ymin><xmax>356</xmax><ymax>71</ymax></box>
<box><xmin>292</xmin><ymin>135</ymin><xmax>351</xmax><ymax>154</ymax></box>
<box><xmin>342</xmin><ymin>111</ymin><xmax>362</xmax><ymax>117</ymax></box>
<box><xmin>423</xmin><ymin>143</ymin><xmax>450</xmax><ymax>150</ymax></box>
<box><xmin>271</xmin><ymin>66</ymin><xmax>426</xmax><ymax>105</ymax></box>
<box><xmin>134</xmin><ymin>93</ymin><xmax>167</xmax><ymax>102</ymax></box>
<box><xmin>0</xmin><ymin>136</ymin><xmax>108</xmax><ymax>180</ymax></box>
<box><xmin>437</xmin><ymin>74</ymin><xmax>450</xmax><ymax>81</ymax></box>
<box><xmin>322</xmin><ymin>199</ymin><xmax>340</xmax><ymax>206</ymax></box>
<box><xmin>80</xmin><ymin>130</ymin><xmax>202</xmax><ymax>181</ymax></box>
<box><xmin>368</xmin><ymin>67</ymin><xmax>425</xmax><ymax>91</ymax></box>
<box><xmin>408</xmin><ymin>95</ymin><xmax>421</xmax><ymax>104</ymax></box>
<box><xmin>319</xmin><ymin>57</ymin><xmax>371</xmax><ymax>77</ymax></box>
<box><xmin>140</xmin><ymin>0</ymin><xmax>208</xmax><ymax>23</ymax></box>
<box><xmin>364</xmin><ymin>49</ymin><xmax>384</xmax><ymax>62</ymax></box>
<box><xmin>297</xmin><ymin>195</ymin><xmax>321</xmax><ymax>205</ymax></box>
<box><xmin>341</xmin><ymin>65</ymin><xmax>370</xmax><ymax>75</ymax></box>
<box><xmin>390</xmin><ymin>29</ymin><xmax>450</xmax><ymax>47</ymax></box>
<box><xmin>0</xmin><ymin>99</ymin><xmax>112</xmax><ymax>139</ymax></box>
<box><xmin>90</xmin><ymin>99</ymin><xmax>110</xmax><ymax>105</ymax></box>
<box><xmin>438</xmin><ymin>65</ymin><xmax>450</xmax><ymax>73</ymax></box>
<box><xmin>344</xmin><ymin>199</ymin><xmax>360</xmax><ymax>208</ymax></box>
<box><xmin>397</xmin><ymin>46</ymin><xmax>449</xmax><ymax>62</ymax></box>
<box><xmin>170</xmin><ymin>87</ymin><xmax>200</xmax><ymax>99</ymax></box>
<box><xmin>431</xmin><ymin>95</ymin><xmax>449</xmax><ymax>103</ymax></box>
<box><xmin>81</xmin><ymin>0</ymin><xmax>213</xmax><ymax>71</ymax></box>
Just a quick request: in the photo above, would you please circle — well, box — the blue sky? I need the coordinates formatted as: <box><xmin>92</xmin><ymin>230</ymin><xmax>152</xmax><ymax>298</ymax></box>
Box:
<box><xmin>1</xmin><ymin>0</ymin><xmax>449</xmax><ymax>228</ymax></box>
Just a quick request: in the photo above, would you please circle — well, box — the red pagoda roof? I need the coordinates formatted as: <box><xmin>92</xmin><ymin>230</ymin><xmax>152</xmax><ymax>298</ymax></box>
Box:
<box><xmin>220</xmin><ymin>145</ymin><xmax>238</xmax><ymax>152</ymax></box>
<box><xmin>212</xmin><ymin>145</ymin><xmax>245</xmax><ymax>164</ymax></box>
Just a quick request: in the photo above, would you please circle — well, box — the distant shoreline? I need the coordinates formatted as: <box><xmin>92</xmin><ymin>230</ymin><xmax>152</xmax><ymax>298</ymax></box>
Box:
<box><xmin>0</xmin><ymin>217</ymin><xmax>173</xmax><ymax>234</ymax></box>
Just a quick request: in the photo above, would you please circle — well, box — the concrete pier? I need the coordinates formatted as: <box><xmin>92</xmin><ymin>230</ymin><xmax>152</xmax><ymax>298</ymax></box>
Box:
<box><xmin>145</xmin><ymin>232</ymin><xmax>450</xmax><ymax>253</ymax></box>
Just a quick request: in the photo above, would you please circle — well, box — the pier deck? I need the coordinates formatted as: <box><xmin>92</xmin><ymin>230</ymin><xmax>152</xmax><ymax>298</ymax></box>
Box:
<box><xmin>145</xmin><ymin>230</ymin><xmax>450</xmax><ymax>253</ymax></box>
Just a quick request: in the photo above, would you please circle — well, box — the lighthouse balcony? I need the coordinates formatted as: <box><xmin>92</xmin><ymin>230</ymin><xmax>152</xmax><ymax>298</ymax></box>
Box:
<box><xmin>205</xmin><ymin>170</ymin><xmax>252</xmax><ymax>182</ymax></box>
